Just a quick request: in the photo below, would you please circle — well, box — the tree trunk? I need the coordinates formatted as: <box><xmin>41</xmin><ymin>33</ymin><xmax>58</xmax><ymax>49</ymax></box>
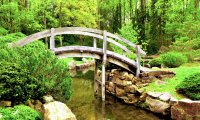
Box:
<box><xmin>194</xmin><ymin>0</ymin><xmax>199</xmax><ymax>20</ymax></box>
<box><xmin>123</xmin><ymin>0</ymin><xmax>126</xmax><ymax>24</ymax></box>
<box><xmin>129</xmin><ymin>0</ymin><xmax>132</xmax><ymax>19</ymax></box>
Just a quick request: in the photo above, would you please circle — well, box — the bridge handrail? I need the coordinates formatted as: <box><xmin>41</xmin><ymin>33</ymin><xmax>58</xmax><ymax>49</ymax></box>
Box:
<box><xmin>9</xmin><ymin>27</ymin><xmax>146</xmax><ymax>55</ymax></box>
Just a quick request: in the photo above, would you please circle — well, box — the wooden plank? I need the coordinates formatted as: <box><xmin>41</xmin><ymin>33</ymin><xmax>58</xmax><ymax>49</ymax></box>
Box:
<box><xmin>93</xmin><ymin>37</ymin><xmax>97</xmax><ymax>48</ymax></box>
<box><xmin>53</xmin><ymin>46</ymin><xmax>137</xmax><ymax>67</ymax></box>
<box><xmin>55</xmin><ymin>27</ymin><xmax>103</xmax><ymax>35</ymax></box>
<box><xmin>11</xmin><ymin>29</ymin><xmax>130</xmax><ymax>53</ymax></box>
<box><xmin>106</xmin><ymin>32</ymin><xmax>146</xmax><ymax>55</ymax></box>
<box><xmin>50</xmin><ymin>28</ymin><xmax>55</xmax><ymax>50</ymax></box>
<box><xmin>10</xmin><ymin>27</ymin><xmax>145</xmax><ymax>55</ymax></box>
<box><xmin>136</xmin><ymin>45</ymin><xmax>141</xmax><ymax>77</ymax></box>
<box><xmin>10</xmin><ymin>30</ymin><xmax>51</xmax><ymax>47</ymax></box>
<box><xmin>101</xmin><ymin>30</ymin><xmax>107</xmax><ymax>101</ymax></box>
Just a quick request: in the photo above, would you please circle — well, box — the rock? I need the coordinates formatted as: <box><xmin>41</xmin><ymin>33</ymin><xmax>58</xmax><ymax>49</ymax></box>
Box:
<box><xmin>0</xmin><ymin>101</ymin><xmax>11</xmax><ymax>107</ymax></box>
<box><xmin>107</xmin><ymin>82</ymin><xmax>115</xmax><ymax>93</ymax></box>
<box><xmin>127</xmin><ymin>74</ymin><xmax>134</xmax><ymax>81</ymax></box>
<box><xmin>137</xmin><ymin>89</ymin><xmax>144</xmax><ymax>94</ymax></box>
<box><xmin>159</xmin><ymin>93</ymin><xmax>171</xmax><ymax>102</ymax></box>
<box><xmin>35</xmin><ymin>100</ymin><xmax>43</xmax><ymax>112</ymax></box>
<box><xmin>108</xmin><ymin>86</ymin><xmax>115</xmax><ymax>93</ymax></box>
<box><xmin>124</xmin><ymin>85</ymin><xmax>137</xmax><ymax>93</ymax></box>
<box><xmin>27</xmin><ymin>100</ymin><xmax>34</xmax><ymax>109</ymax></box>
<box><xmin>43</xmin><ymin>95</ymin><xmax>54</xmax><ymax>103</ymax></box>
<box><xmin>171</xmin><ymin>99</ymin><xmax>200</xmax><ymax>120</ymax></box>
<box><xmin>120</xmin><ymin>71</ymin><xmax>129</xmax><ymax>80</ymax></box>
<box><xmin>115</xmin><ymin>78</ymin><xmax>132</xmax><ymax>86</ymax></box>
<box><xmin>141</xmin><ymin>72</ymin><xmax>148</xmax><ymax>77</ymax></box>
<box><xmin>127</xmin><ymin>94</ymin><xmax>139</xmax><ymax>104</ymax></box>
<box><xmin>116</xmin><ymin>87</ymin><xmax>126</xmax><ymax>97</ymax></box>
<box><xmin>108</xmin><ymin>82</ymin><xmax>114</xmax><ymax>88</ymax></box>
<box><xmin>147</xmin><ymin>70</ymin><xmax>175</xmax><ymax>77</ymax></box>
<box><xmin>68</xmin><ymin>61</ymin><xmax>77</xmax><ymax>69</ymax></box>
<box><xmin>158</xmin><ymin>74</ymin><xmax>175</xmax><ymax>80</ymax></box>
<box><xmin>111</xmin><ymin>69</ymin><xmax>119</xmax><ymax>75</ymax></box>
<box><xmin>147</xmin><ymin>92</ymin><xmax>162</xmax><ymax>98</ymax></box>
<box><xmin>43</xmin><ymin>101</ymin><xmax>76</xmax><ymax>120</ymax></box>
<box><xmin>169</xmin><ymin>97</ymin><xmax>178</xmax><ymax>106</ymax></box>
<box><xmin>139</xmin><ymin>92</ymin><xmax>148</xmax><ymax>102</ymax></box>
<box><xmin>145</xmin><ymin>96</ymin><xmax>170</xmax><ymax>115</ymax></box>
<box><xmin>156</xmin><ymin>80</ymin><xmax>167</xmax><ymax>85</ymax></box>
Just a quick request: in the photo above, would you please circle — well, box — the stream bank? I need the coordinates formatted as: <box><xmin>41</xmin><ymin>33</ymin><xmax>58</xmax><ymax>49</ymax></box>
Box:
<box><xmin>66</xmin><ymin>69</ymin><xmax>165</xmax><ymax>120</ymax></box>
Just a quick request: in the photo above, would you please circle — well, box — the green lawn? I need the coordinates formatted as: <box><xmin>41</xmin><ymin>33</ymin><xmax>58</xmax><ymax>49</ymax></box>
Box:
<box><xmin>61</xmin><ymin>58</ymin><xmax>84</xmax><ymax>65</ymax></box>
<box><xmin>143</xmin><ymin>63</ymin><xmax>200</xmax><ymax>99</ymax></box>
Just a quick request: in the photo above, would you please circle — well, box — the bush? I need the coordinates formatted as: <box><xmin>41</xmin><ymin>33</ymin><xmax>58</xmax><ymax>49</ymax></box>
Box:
<box><xmin>176</xmin><ymin>72</ymin><xmax>200</xmax><ymax>100</ymax></box>
<box><xmin>161</xmin><ymin>52</ymin><xmax>188</xmax><ymax>68</ymax></box>
<box><xmin>148</xmin><ymin>58</ymin><xmax>162</xmax><ymax>67</ymax></box>
<box><xmin>0</xmin><ymin>34</ymin><xmax>72</xmax><ymax>102</ymax></box>
<box><xmin>0</xmin><ymin>105</ymin><xmax>42</xmax><ymax>120</ymax></box>
<box><xmin>0</xmin><ymin>62</ymin><xmax>39</xmax><ymax>103</ymax></box>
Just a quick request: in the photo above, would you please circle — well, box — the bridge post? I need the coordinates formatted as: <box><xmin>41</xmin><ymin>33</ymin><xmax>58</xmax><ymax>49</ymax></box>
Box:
<box><xmin>93</xmin><ymin>37</ymin><xmax>99</xmax><ymax>95</ymax></box>
<box><xmin>136</xmin><ymin>45</ymin><xmax>141</xmax><ymax>77</ymax></box>
<box><xmin>102</xmin><ymin>31</ymin><xmax>107</xmax><ymax>101</ymax></box>
<box><xmin>50</xmin><ymin>28</ymin><xmax>55</xmax><ymax>50</ymax></box>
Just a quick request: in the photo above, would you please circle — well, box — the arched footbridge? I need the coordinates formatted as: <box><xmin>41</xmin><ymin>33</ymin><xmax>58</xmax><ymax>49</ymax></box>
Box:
<box><xmin>9</xmin><ymin>27</ymin><xmax>150</xmax><ymax>101</ymax></box>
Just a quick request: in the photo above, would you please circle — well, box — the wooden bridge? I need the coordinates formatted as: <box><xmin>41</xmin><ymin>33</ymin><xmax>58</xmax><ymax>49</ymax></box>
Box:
<box><xmin>9</xmin><ymin>27</ymin><xmax>148</xmax><ymax>101</ymax></box>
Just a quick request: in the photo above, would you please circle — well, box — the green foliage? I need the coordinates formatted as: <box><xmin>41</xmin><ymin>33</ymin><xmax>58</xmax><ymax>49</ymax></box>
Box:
<box><xmin>118</xmin><ymin>23</ymin><xmax>138</xmax><ymax>45</ymax></box>
<box><xmin>176</xmin><ymin>72</ymin><xmax>200</xmax><ymax>100</ymax></box>
<box><xmin>0</xmin><ymin>105</ymin><xmax>42</xmax><ymax>120</ymax></box>
<box><xmin>161</xmin><ymin>52</ymin><xmax>188</xmax><ymax>68</ymax></box>
<box><xmin>0</xmin><ymin>33</ymin><xmax>72</xmax><ymax>101</ymax></box>
<box><xmin>149</xmin><ymin>58</ymin><xmax>162</xmax><ymax>67</ymax></box>
<box><xmin>0</xmin><ymin>61</ymin><xmax>38</xmax><ymax>103</ymax></box>
<box><xmin>0</xmin><ymin>32</ymin><xmax>26</xmax><ymax>46</ymax></box>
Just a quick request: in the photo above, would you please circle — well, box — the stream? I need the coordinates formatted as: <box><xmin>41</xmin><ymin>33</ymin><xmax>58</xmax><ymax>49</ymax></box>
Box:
<box><xmin>66</xmin><ymin>68</ymin><xmax>161</xmax><ymax>120</ymax></box>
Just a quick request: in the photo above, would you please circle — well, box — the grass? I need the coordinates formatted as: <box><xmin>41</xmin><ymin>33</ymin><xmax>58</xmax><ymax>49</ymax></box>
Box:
<box><xmin>143</xmin><ymin>63</ymin><xmax>200</xmax><ymax>99</ymax></box>
<box><xmin>61</xmin><ymin>58</ymin><xmax>84</xmax><ymax>65</ymax></box>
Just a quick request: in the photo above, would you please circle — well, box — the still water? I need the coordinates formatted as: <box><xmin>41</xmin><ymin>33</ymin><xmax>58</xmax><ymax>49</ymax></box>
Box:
<box><xmin>66</xmin><ymin>68</ymin><xmax>161</xmax><ymax>120</ymax></box>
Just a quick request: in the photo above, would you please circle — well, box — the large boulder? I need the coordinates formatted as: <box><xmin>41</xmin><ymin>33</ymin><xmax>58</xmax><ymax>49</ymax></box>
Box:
<box><xmin>115</xmin><ymin>78</ymin><xmax>132</xmax><ymax>86</ymax></box>
<box><xmin>171</xmin><ymin>99</ymin><xmax>200</xmax><ymax>120</ymax></box>
<box><xmin>116</xmin><ymin>87</ymin><xmax>126</xmax><ymax>97</ymax></box>
<box><xmin>43</xmin><ymin>101</ymin><xmax>76</xmax><ymax>120</ymax></box>
<box><xmin>145</xmin><ymin>96</ymin><xmax>170</xmax><ymax>115</ymax></box>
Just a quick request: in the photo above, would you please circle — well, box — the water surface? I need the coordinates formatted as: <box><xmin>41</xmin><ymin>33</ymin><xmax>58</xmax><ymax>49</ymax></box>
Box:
<box><xmin>66</xmin><ymin>70</ymin><xmax>161</xmax><ymax>120</ymax></box>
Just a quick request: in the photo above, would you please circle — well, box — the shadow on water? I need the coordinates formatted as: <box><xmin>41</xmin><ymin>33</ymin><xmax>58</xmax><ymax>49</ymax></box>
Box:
<box><xmin>66</xmin><ymin>67</ymin><xmax>165</xmax><ymax>120</ymax></box>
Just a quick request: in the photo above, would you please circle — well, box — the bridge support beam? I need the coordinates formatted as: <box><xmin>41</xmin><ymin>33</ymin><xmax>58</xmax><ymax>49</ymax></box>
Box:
<box><xmin>102</xmin><ymin>31</ymin><xmax>107</xmax><ymax>101</ymax></box>
<box><xmin>136</xmin><ymin>45</ymin><xmax>141</xmax><ymax>77</ymax></box>
<box><xmin>93</xmin><ymin>37</ymin><xmax>99</xmax><ymax>96</ymax></box>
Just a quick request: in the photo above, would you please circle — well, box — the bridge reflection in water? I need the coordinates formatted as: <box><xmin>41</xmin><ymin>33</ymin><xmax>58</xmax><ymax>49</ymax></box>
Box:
<box><xmin>66</xmin><ymin>68</ymin><xmax>160</xmax><ymax>120</ymax></box>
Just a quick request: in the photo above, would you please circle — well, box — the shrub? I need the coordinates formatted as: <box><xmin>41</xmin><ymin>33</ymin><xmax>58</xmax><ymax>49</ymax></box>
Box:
<box><xmin>0</xmin><ymin>34</ymin><xmax>72</xmax><ymax>102</ymax></box>
<box><xmin>0</xmin><ymin>105</ymin><xmax>42</xmax><ymax>120</ymax></box>
<box><xmin>176</xmin><ymin>72</ymin><xmax>200</xmax><ymax>100</ymax></box>
<box><xmin>148</xmin><ymin>57</ymin><xmax>162</xmax><ymax>67</ymax></box>
<box><xmin>161</xmin><ymin>52</ymin><xmax>188</xmax><ymax>68</ymax></box>
<box><xmin>0</xmin><ymin>61</ymin><xmax>39</xmax><ymax>103</ymax></box>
